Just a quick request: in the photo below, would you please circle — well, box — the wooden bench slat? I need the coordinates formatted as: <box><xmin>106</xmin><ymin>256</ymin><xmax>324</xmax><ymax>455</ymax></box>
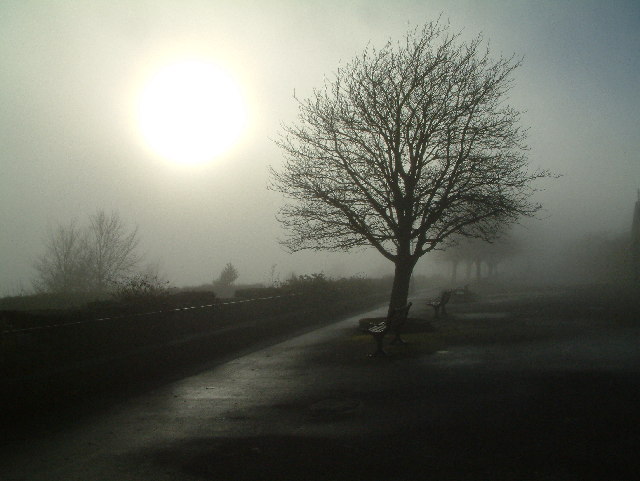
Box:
<box><xmin>368</xmin><ymin>324</ymin><xmax>387</xmax><ymax>334</ymax></box>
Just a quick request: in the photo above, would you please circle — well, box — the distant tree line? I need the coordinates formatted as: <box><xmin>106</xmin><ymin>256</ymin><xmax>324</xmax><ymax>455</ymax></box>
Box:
<box><xmin>437</xmin><ymin>234</ymin><xmax>521</xmax><ymax>283</ymax></box>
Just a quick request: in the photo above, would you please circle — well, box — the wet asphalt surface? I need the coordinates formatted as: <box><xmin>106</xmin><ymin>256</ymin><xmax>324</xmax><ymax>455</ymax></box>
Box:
<box><xmin>1</xmin><ymin>287</ymin><xmax>639</xmax><ymax>480</ymax></box>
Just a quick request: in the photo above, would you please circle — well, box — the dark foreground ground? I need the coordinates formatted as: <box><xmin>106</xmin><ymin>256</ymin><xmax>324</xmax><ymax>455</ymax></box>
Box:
<box><xmin>1</xmin><ymin>284</ymin><xmax>639</xmax><ymax>480</ymax></box>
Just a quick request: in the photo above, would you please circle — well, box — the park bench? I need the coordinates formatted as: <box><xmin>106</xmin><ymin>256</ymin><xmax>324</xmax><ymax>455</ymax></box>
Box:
<box><xmin>426</xmin><ymin>290</ymin><xmax>452</xmax><ymax>319</ymax></box>
<box><xmin>365</xmin><ymin>302</ymin><xmax>412</xmax><ymax>357</ymax></box>
<box><xmin>453</xmin><ymin>285</ymin><xmax>469</xmax><ymax>296</ymax></box>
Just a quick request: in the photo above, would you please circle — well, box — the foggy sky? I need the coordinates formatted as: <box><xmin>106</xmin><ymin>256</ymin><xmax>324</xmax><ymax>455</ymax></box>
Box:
<box><xmin>1</xmin><ymin>0</ymin><xmax>639</xmax><ymax>295</ymax></box>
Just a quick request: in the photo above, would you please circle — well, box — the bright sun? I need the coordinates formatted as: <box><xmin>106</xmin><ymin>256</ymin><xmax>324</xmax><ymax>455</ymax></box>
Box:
<box><xmin>137</xmin><ymin>60</ymin><xmax>247</xmax><ymax>165</ymax></box>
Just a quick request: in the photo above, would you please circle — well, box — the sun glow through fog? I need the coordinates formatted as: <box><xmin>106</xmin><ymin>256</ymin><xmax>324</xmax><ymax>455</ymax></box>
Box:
<box><xmin>137</xmin><ymin>60</ymin><xmax>247</xmax><ymax>165</ymax></box>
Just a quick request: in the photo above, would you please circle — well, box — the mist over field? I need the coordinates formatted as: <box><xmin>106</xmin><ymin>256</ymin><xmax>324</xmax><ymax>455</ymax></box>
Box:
<box><xmin>2</xmin><ymin>5</ymin><xmax>640</xmax><ymax>479</ymax></box>
<box><xmin>1</xmin><ymin>0</ymin><xmax>639</xmax><ymax>296</ymax></box>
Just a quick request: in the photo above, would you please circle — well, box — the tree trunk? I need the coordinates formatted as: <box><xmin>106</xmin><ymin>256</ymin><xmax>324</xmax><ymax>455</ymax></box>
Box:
<box><xmin>451</xmin><ymin>260</ymin><xmax>458</xmax><ymax>284</ymax></box>
<box><xmin>388</xmin><ymin>257</ymin><xmax>417</xmax><ymax>316</ymax></box>
<box><xmin>475</xmin><ymin>258</ymin><xmax>482</xmax><ymax>280</ymax></box>
<box><xmin>488</xmin><ymin>262</ymin><xmax>497</xmax><ymax>277</ymax></box>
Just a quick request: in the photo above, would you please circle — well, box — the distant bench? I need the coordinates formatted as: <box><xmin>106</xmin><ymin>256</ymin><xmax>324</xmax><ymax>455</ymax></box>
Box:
<box><xmin>364</xmin><ymin>302</ymin><xmax>412</xmax><ymax>357</ymax></box>
<box><xmin>426</xmin><ymin>290</ymin><xmax>452</xmax><ymax>319</ymax></box>
<box><xmin>453</xmin><ymin>285</ymin><xmax>469</xmax><ymax>297</ymax></box>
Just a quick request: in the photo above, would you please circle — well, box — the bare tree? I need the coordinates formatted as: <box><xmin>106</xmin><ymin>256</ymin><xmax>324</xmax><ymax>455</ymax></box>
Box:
<box><xmin>34</xmin><ymin>220</ymin><xmax>89</xmax><ymax>293</ymax></box>
<box><xmin>86</xmin><ymin>210</ymin><xmax>140</xmax><ymax>292</ymax></box>
<box><xmin>271</xmin><ymin>21</ymin><xmax>550</xmax><ymax>313</ymax></box>
<box><xmin>34</xmin><ymin>210</ymin><xmax>140</xmax><ymax>293</ymax></box>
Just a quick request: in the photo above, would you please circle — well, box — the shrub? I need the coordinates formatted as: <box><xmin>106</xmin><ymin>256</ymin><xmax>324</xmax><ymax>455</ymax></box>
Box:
<box><xmin>282</xmin><ymin>273</ymin><xmax>333</xmax><ymax>295</ymax></box>
<box><xmin>234</xmin><ymin>286</ymin><xmax>283</xmax><ymax>298</ymax></box>
<box><xmin>111</xmin><ymin>273</ymin><xmax>171</xmax><ymax>303</ymax></box>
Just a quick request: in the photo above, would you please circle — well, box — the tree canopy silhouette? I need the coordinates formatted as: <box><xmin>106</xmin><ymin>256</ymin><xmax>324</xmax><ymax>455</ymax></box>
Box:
<box><xmin>217</xmin><ymin>262</ymin><xmax>239</xmax><ymax>287</ymax></box>
<box><xmin>271</xmin><ymin>20</ymin><xmax>550</xmax><ymax>312</ymax></box>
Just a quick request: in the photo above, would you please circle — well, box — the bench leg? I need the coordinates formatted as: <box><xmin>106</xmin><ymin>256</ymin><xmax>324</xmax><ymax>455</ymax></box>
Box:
<box><xmin>433</xmin><ymin>305</ymin><xmax>440</xmax><ymax>319</ymax></box>
<box><xmin>389</xmin><ymin>333</ymin><xmax>406</xmax><ymax>345</ymax></box>
<box><xmin>369</xmin><ymin>333</ymin><xmax>387</xmax><ymax>357</ymax></box>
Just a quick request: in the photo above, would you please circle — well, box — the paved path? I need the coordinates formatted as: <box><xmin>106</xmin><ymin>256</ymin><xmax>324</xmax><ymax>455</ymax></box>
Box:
<box><xmin>2</xmin><ymin>293</ymin><xmax>639</xmax><ymax>480</ymax></box>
